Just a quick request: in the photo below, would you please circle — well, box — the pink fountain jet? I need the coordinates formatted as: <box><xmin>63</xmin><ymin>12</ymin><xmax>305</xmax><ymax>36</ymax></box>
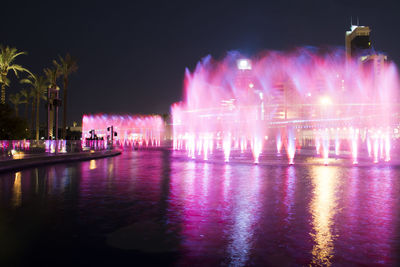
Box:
<box><xmin>172</xmin><ymin>48</ymin><xmax>399</xmax><ymax>165</ymax></box>
<box><xmin>82</xmin><ymin>114</ymin><xmax>164</xmax><ymax>149</ymax></box>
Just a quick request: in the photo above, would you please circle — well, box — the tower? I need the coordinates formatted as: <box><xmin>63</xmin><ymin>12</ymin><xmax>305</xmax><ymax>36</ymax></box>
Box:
<box><xmin>345</xmin><ymin>24</ymin><xmax>371</xmax><ymax>58</ymax></box>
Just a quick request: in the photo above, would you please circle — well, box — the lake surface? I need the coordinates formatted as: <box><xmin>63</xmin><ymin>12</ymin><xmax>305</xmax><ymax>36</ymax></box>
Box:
<box><xmin>0</xmin><ymin>149</ymin><xmax>399</xmax><ymax>266</ymax></box>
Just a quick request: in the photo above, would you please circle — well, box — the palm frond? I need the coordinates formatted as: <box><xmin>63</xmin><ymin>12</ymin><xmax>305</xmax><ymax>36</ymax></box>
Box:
<box><xmin>0</xmin><ymin>44</ymin><xmax>31</xmax><ymax>98</ymax></box>
<box><xmin>9</xmin><ymin>64</ymin><xmax>32</xmax><ymax>77</ymax></box>
<box><xmin>9</xmin><ymin>92</ymin><xmax>23</xmax><ymax>105</ymax></box>
<box><xmin>54</xmin><ymin>53</ymin><xmax>78</xmax><ymax>77</ymax></box>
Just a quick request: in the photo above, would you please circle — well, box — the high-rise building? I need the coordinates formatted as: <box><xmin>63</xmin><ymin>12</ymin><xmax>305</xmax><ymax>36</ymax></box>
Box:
<box><xmin>345</xmin><ymin>25</ymin><xmax>371</xmax><ymax>58</ymax></box>
<box><xmin>346</xmin><ymin>24</ymin><xmax>388</xmax><ymax>105</ymax></box>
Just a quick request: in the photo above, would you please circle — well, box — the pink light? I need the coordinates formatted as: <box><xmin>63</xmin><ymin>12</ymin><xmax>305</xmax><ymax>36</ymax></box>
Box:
<box><xmin>82</xmin><ymin>114</ymin><xmax>164</xmax><ymax>149</ymax></box>
<box><xmin>350</xmin><ymin>128</ymin><xmax>359</xmax><ymax>164</ymax></box>
<box><xmin>385</xmin><ymin>133</ymin><xmax>391</xmax><ymax>162</ymax></box>
<box><xmin>252</xmin><ymin>137</ymin><xmax>262</xmax><ymax>164</ymax></box>
<box><xmin>367</xmin><ymin>136</ymin><xmax>372</xmax><ymax>158</ymax></box>
<box><xmin>170</xmin><ymin>48</ymin><xmax>399</xmax><ymax>165</ymax></box>
<box><xmin>276</xmin><ymin>133</ymin><xmax>282</xmax><ymax>154</ymax></box>
<box><xmin>315</xmin><ymin>135</ymin><xmax>321</xmax><ymax>155</ymax></box>
<box><xmin>285</xmin><ymin>128</ymin><xmax>296</xmax><ymax>165</ymax></box>
<box><xmin>223</xmin><ymin>133</ymin><xmax>232</xmax><ymax>162</ymax></box>
<box><xmin>335</xmin><ymin>138</ymin><xmax>340</xmax><ymax>156</ymax></box>
<box><xmin>322</xmin><ymin>129</ymin><xmax>330</xmax><ymax>165</ymax></box>
<box><xmin>373</xmin><ymin>134</ymin><xmax>379</xmax><ymax>163</ymax></box>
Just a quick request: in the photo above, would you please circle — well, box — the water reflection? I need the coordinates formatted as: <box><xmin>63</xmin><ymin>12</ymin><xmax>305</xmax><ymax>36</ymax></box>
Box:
<box><xmin>89</xmin><ymin>159</ymin><xmax>97</xmax><ymax>170</ymax></box>
<box><xmin>226</xmin><ymin>165</ymin><xmax>261</xmax><ymax>266</ymax></box>
<box><xmin>35</xmin><ymin>169</ymin><xmax>39</xmax><ymax>194</ymax></box>
<box><xmin>310</xmin><ymin>166</ymin><xmax>339</xmax><ymax>266</ymax></box>
<box><xmin>222</xmin><ymin>164</ymin><xmax>231</xmax><ymax>201</ymax></box>
<box><xmin>170</xmin><ymin>161</ymin><xmax>263</xmax><ymax>266</ymax></box>
<box><xmin>359</xmin><ymin>167</ymin><xmax>395</xmax><ymax>264</ymax></box>
<box><xmin>12</xmin><ymin>172</ymin><xmax>22</xmax><ymax>207</ymax></box>
<box><xmin>0</xmin><ymin>152</ymin><xmax>398</xmax><ymax>266</ymax></box>
<box><xmin>283</xmin><ymin>167</ymin><xmax>296</xmax><ymax>221</ymax></box>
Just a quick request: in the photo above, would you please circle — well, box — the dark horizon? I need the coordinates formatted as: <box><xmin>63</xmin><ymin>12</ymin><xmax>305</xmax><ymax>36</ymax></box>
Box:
<box><xmin>3</xmin><ymin>0</ymin><xmax>399</xmax><ymax>124</ymax></box>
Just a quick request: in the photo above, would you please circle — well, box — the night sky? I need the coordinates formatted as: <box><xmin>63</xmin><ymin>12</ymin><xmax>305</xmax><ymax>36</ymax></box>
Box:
<box><xmin>2</xmin><ymin>0</ymin><xmax>399</xmax><ymax>124</ymax></box>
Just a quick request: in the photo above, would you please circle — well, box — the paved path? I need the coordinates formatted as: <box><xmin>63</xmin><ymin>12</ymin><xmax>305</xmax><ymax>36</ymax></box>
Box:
<box><xmin>0</xmin><ymin>150</ymin><xmax>121</xmax><ymax>173</ymax></box>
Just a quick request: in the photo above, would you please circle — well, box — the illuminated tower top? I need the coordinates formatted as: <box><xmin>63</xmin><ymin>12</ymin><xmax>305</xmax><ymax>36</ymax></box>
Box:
<box><xmin>345</xmin><ymin>24</ymin><xmax>371</xmax><ymax>58</ymax></box>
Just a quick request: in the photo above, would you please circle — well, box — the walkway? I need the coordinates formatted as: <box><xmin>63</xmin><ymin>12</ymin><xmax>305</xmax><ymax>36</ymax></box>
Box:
<box><xmin>0</xmin><ymin>149</ymin><xmax>121</xmax><ymax>173</ymax></box>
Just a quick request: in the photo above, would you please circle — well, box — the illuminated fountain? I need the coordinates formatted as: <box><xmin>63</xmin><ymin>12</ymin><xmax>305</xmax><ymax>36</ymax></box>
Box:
<box><xmin>172</xmin><ymin>48</ymin><xmax>400</xmax><ymax>164</ymax></box>
<box><xmin>82</xmin><ymin>114</ymin><xmax>164</xmax><ymax>149</ymax></box>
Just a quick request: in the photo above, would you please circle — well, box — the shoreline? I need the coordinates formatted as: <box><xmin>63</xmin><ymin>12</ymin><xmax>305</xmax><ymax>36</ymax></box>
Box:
<box><xmin>0</xmin><ymin>149</ymin><xmax>121</xmax><ymax>173</ymax></box>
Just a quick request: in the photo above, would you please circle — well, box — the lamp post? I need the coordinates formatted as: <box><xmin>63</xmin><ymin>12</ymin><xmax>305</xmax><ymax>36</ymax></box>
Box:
<box><xmin>47</xmin><ymin>85</ymin><xmax>62</xmax><ymax>152</ymax></box>
<box><xmin>107</xmin><ymin>126</ymin><xmax>114</xmax><ymax>149</ymax></box>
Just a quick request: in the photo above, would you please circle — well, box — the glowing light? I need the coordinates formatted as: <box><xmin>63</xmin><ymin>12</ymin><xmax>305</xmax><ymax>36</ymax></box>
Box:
<box><xmin>12</xmin><ymin>151</ymin><xmax>25</xmax><ymax>160</ymax></box>
<box><xmin>276</xmin><ymin>133</ymin><xmax>282</xmax><ymax>154</ymax></box>
<box><xmin>171</xmin><ymin>48</ymin><xmax>399</xmax><ymax>165</ymax></box>
<box><xmin>223</xmin><ymin>133</ymin><xmax>232</xmax><ymax>162</ymax></box>
<box><xmin>320</xmin><ymin>96</ymin><xmax>332</xmax><ymax>106</ymax></box>
<box><xmin>82</xmin><ymin>114</ymin><xmax>164</xmax><ymax>149</ymax></box>
<box><xmin>287</xmin><ymin>129</ymin><xmax>296</xmax><ymax>165</ymax></box>
<box><xmin>237</xmin><ymin>59</ymin><xmax>251</xmax><ymax>70</ymax></box>
<box><xmin>89</xmin><ymin>160</ymin><xmax>97</xmax><ymax>170</ymax></box>
<box><xmin>310</xmin><ymin>166</ymin><xmax>338</xmax><ymax>266</ymax></box>
<box><xmin>335</xmin><ymin>132</ymin><xmax>340</xmax><ymax>156</ymax></box>
<box><xmin>12</xmin><ymin>172</ymin><xmax>22</xmax><ymax>208</ymax></box>
<box><xmin>252</xmin><ymin>137</ymin><xmax>262</xmax><ymax>164</ymax></box>
<box><xmin>385</xmin><ymin>133</ymin><xmax>391</xmax><ymax>162</ymax></box>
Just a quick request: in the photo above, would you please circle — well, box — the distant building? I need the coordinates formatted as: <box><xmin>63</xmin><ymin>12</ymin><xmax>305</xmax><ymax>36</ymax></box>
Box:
<box><xmin>68</xmin><ymin>121</ymin><xmax>82</xmax><ymax>132</ymax></box>
<box><xmin>345</xmin><ymin>25</ymin><xmax>371</xmax><ymax>58</ymax></box>
<box><xmin>66</xmin><ymin>121</ymin><xmax>82</xmax><ymax>140</ymax></box>
<box><xmin>346</xmin><ymin>24</ymin><xmax>388</xmax><ymax>106</ymax></box>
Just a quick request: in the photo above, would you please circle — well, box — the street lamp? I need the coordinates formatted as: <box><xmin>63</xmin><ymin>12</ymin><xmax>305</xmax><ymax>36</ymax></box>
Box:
<box><xmin>47</xmin><ymin>85</ymin><xmax>61</xmax><ymax>152</ymax></box>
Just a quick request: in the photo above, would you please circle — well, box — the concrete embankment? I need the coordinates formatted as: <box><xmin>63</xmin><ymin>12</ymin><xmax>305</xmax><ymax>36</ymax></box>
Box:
<box><xmin>0</xmin><ymin>150</ymin><xmax>121</xmax><ymax>173</ymax></box>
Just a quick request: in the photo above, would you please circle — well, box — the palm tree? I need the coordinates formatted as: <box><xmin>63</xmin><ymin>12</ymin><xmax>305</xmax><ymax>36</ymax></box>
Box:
<box><xmin>20</xmin><ymin>89</ymin><xmax>30</xmax><ymax>120</ymax></box>
<box><xmin>21</xmin><ymin>74</ymin><xmax>48</xmax><ymax>140</ymax></box>
<box><xmin>0</xmin><ymin>45</ymin><xmax>31</xmax><ymax>104</ymax></box>
<box><xmin>44</xmin><ymin>67</ymin><xmax>61</xmax><ymax>139</ymax></box>
<box><xmin>44</xmin><ymin>67</ymin><xmax>60</xmax><ymax>91</ymax></box>
<box><xmin>53</xmin><ymin>53</ymin><xmax>78</xmax><ymax>139</ymax></box>
<box><xmin>29</xmin><ymin>89</ymin><xmax>36</xmax><ymax>137</ymax></box>
<box><xmin>9</xmin><ymin>92</ymin><xmax>24</xmax><ymax>116</ymax></box>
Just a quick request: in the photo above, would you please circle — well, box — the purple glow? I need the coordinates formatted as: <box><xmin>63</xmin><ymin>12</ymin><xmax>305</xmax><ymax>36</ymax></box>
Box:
<box><xmin>82</xmin><ymin>114</ymin><xmax>164</xmax><ymax>149</ymax></box>
<box><xmin>172</xmin><ymin>48</ymin><xmax>400</xmax><ymax>164</ymax></box>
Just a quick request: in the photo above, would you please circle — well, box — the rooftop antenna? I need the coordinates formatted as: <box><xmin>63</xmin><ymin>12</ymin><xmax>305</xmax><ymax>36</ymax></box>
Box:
<box><xmin>357</xmin><ymin>17</ymin><xmax>359</xmax><ymax>26</ymax></box>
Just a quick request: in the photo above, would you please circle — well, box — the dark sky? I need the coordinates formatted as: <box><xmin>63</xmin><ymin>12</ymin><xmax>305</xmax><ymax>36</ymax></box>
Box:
<box><xmin>2</xmin><ymin>0</ymin><xmax>399</xmax><ymax>124</ymax></box>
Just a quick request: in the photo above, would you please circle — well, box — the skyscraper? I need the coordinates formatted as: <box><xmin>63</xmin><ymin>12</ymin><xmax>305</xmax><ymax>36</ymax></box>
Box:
<box><xmin>345</xmin><ymin>24</ymin><xmax>371</xmax><ymax>58</ymax></box>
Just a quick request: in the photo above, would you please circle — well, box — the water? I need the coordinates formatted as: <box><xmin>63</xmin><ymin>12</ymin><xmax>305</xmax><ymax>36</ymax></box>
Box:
<box><xmin>0</xmin><ymin>150</ymin><xmax>399</xmax><ymax>266</ymax></box>
<box><xmin>172</xmin><ymin>48</ymin><xmax>399</xmax><ymax>165</ymax></box>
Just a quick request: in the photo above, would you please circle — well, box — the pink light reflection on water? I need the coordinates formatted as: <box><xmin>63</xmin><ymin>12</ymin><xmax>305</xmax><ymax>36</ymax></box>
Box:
<box><xmin>0</xmin><ymin>151</ymin><xmax>399</xmax><ymax>265</ymax></box>
<box><xmin>225</xmin><ymin>165</ymin><xmax>262</xmax><ymax>266</ymax></box>
<box><xmin>336</xmin><ymin>166</ymin><xmax>398</xmax><ymax>265</ymax></box>
<box><xmin>169</xmin><ymin>160</ymin><xmax>264</xmax><ymax>266</ymax></box>
<box><xmin>167</xmin><ymin>158</ymin><xmax>399</xmax><ymax>265</ymax></box>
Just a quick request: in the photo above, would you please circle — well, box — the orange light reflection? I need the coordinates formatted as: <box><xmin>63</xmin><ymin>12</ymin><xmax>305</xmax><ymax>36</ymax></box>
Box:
<box><xmin>310</xmin><ymin>166</ymin><xmax>339</xmax><ymax>266</ymax></box>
